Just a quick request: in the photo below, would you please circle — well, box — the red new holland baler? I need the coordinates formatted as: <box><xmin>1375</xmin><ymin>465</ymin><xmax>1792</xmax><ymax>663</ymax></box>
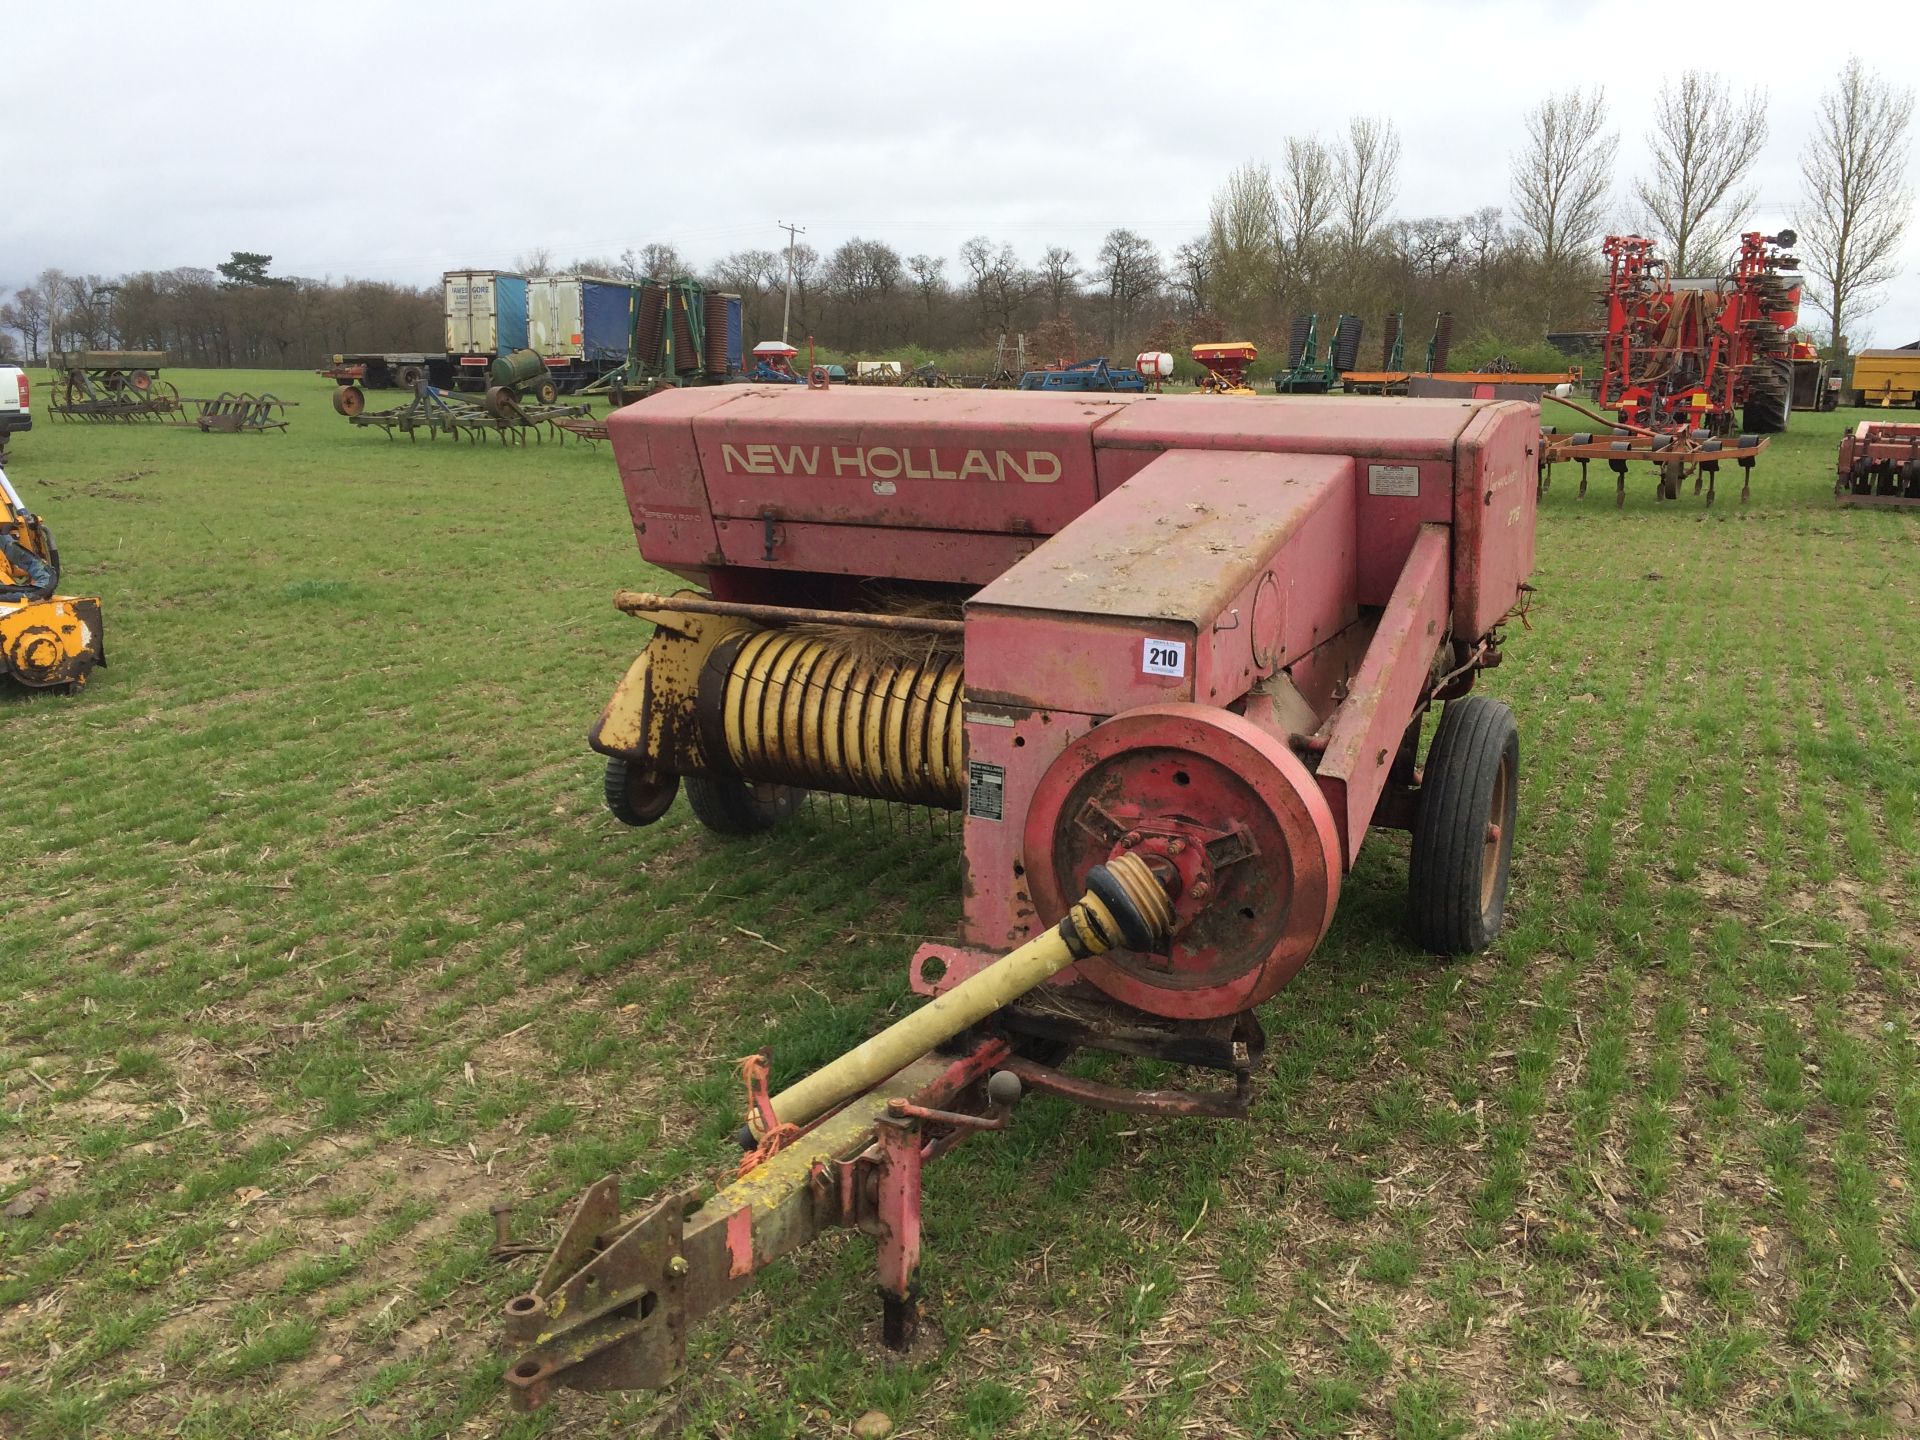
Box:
<box><xmin>504</xmin><ymin>387</ymin><xmax>1538</xmax><ymax>1407</ymax></box>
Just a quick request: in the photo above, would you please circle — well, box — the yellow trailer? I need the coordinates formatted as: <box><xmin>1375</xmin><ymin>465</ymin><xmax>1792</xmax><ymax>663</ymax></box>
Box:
<box><xmin>1849</xmin><ymin>349</ymin><xmax>1920</xmax><ymax>408</ymax></box>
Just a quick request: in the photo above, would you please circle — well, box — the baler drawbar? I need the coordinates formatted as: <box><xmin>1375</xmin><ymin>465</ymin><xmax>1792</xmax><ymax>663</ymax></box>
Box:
<box><xmin>507</xmin><ymin>386</ymin><xmax>1540</xmax><ymax>1406</ymax></box>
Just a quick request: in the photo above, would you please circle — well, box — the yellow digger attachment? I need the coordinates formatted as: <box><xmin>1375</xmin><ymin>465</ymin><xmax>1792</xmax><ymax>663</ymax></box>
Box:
<box><xmin>0</xmin><ymin>594</ymin><xmax>104</xmax><ymax>689</ymax></box>
<box><xmin>1</xmin><ymin>463</ymin><xmax>106</xmax><ymax>691</ymax></box>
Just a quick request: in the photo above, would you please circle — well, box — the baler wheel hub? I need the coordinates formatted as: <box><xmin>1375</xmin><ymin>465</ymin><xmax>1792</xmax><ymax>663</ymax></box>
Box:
<box><xmin>1025</xmin><ymin>703</ymin><xmax>1342</xmax><ymax>1020</ymax></box>
<box><xmin>1480</xmin><ymin>755</ymin><xmax>1513</xmax><ymax>912</ymax></box>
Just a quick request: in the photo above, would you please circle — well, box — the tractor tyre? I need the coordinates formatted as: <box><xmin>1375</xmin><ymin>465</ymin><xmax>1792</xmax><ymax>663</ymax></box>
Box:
<box><xmin>1409</xmin><ymin>696</ymin><xmax>1519</xmax><ymax>956</ymax></box>
<box><xmin>684</xmin><ymin>774</ymin><xmax>803</xmax><ymax>836</ymax></box>
<box><xmin>1743</xmin><ymin>361</ymin><xmax>1792</xmax><ymax>434</ymax></box>
<box><xmin>603</xmin><ymin>756</ymin><xmax>679</xmax><ymax>827</ymax></box>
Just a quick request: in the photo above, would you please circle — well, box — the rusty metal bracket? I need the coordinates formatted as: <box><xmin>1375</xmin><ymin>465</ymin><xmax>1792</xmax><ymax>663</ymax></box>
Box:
<box><xmin>736</xmin><ymin>1052</ymin><xmax>804</xmax><ymax>1176</ymax></box>
<box><xmin>503</xmin><ymin>1040</ymin><xmax>1014</xmax><ymax>1408</ymax></box>
<box><xmin>1002</xmin><ymin>1055</ymin><xmax>1253</xmax><ymax>1119</ymax></box>
<box><xmin>504</xmin><ymin>1182</ymin><xmax>695</xmax><ymax>1409</ymax></box>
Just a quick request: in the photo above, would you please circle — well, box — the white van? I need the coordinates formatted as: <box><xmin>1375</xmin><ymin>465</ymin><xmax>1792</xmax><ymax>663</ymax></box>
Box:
<box><xmin>0</xmin><ymin>365</ymin><xmax>28</xmax><ymax>446</ymax></box>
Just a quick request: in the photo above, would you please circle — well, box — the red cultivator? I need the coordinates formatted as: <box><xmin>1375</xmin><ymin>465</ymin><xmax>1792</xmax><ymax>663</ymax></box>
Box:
<box><xmin>1542</xmin><ymin>231</ymin><xmax>1806</xmax><ymax>505</ymax></box>
<box><xmin>503</xmin><ymin>387</ymin><xmax>1539</xmax><ymax>1409</ymax></box>
<box><xmin>1539</xmin><ymin>403</ymin><xmax>1767</xmax><ymax>506</ymax></box>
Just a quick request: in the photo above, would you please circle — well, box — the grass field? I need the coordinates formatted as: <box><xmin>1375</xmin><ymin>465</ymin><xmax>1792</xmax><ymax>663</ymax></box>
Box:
<box><xmin>2</xmin><ymin>370</ymin><xmax>1917</xmax><ymax>1439</ymax></box>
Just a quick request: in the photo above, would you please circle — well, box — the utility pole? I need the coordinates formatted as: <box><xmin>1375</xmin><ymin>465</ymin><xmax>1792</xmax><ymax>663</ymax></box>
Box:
<box><xmin>778</xmin><ymin>221</ymin><xmax>805</xmax><ymax>343</ymax></box>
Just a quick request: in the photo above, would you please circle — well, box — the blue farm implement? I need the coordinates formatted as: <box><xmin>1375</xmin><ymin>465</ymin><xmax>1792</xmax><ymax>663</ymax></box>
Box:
<box><xmin>1018</xmin><ymin>357</ymin><xmax>1147</xmax><ymax>392</ymax></box>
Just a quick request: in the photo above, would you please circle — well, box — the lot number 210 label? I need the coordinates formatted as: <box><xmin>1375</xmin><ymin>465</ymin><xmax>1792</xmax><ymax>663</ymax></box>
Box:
<box><xmin>1142</xmin><ymin>638</ymin><xmax>1187</xmax><ymax>678</ymax></box>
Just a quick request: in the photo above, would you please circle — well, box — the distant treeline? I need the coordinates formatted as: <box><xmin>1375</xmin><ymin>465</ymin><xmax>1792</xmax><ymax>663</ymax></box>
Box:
<box><xmin>0</xmin><ymin>227</ymin><xmax>1597</xmax><ymax>377</ymax></box>
<box><xmin>5</xmin><ymin>63</ymin><xmax>1910</xmax><ymax>370</ymax></box>
<box><xmin>0</xmin><ymin>260</ymin><xmax>441</xmax><ymax>368</ymax></box>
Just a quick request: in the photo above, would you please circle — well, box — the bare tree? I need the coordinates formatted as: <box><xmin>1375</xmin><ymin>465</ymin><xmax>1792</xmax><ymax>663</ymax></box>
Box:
<box><xmin>1336</xmin><ymin>116</ymin><xmax>1402</xmax><ymax>253</ymax></box>
<box><xmin>34</xmin><ymin>269</ymin><xmax>66</xmax><ymax>354</ymax></box>
<box><xmin>825</xmin><ymin>237</ymin><xmax>905</xmax><ymax>348</ymax></box>
<box><xmin>513</xmin><ymin>247</ymin><xmax>554</xmax><ymax>277</ymax></box>
<box><xmin>712</xmin><ymin>249</ymin><xmax>782</xmax><ymax>294</ymax></box>
<box><xmin>1511</xmin><ymin>87</ymin><xmax>1618</xmax><ymax>266</ymax></box>
<box><xmin>621</xmin><ymin>243</ymin><xmax>689</xmax><ymax>280</ymax></box>
<box><xmin>1093</xmin><ymin>229</ymin><xmax>1163</xmax><ymax>350</ymax></box>
<box><xmin>1796</xmin><ymin>58</ymin><xmax>1916</xmax><ymax>355</ymax></box>
<box><xmin>1387</xmin><ymin>216</ymin><xmax>1468</xmax><ymax>280</ymax></box>
<box><xmin>1206</xmin><ymin>161</ymin><xmax>1280</xmax><ymax>319</ymax></box>
<box><xmin>1037</xmin><ymin>247</ymin><xmax>1081</xmax><ymax>315</ymax></box>
<box><xmin>1633</xmin><ymin>72</ymin><xmax>1768</xmax><ymax>276</ymax></box>
<box><xmin>60</xmin><ymin>275</ymin><xmax>113</xmax><ymax>349</ymax></box>
<box><xmin>958</xmin><ymin>236</ymin><xmax>1034</xmax><ymax>336</ymax></box>
<box><xmin>905</xmin><ymin>253</ymin><xmax>948</xmax><ymax>331</ymax></box>
<box><xmin>4</xmin><ymin>287</ymin><xmax>48</xmax><ymax>360</ymax></box>
<box><xmin>1171</xmin><ymin>236</ymin><xmax>1214</xmax><ymax>316</ymax></box>
<box><xmin>1277</xmin><ymin>136</ymin><xmax>1336</xmax><ymax>278</ymax></box>
<box><xmin>784</xmin><ymin>243</ymin><xmax>821</xmax><ymax>333</ymax></box>
<box><xmin>1461</xmin><ymin>206</ymin><xmax>1514</xmax><ymax>299</ymax></box>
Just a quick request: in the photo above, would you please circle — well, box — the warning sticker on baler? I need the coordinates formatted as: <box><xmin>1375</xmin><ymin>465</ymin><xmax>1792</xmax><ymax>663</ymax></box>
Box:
<box><xmin>967</xmin><ymin>761</ymin><xmax>1005</xmax><ymax>820</ymax></box>
<box><xmin>1368</xmin><ymin>463</ymin><xmax>1420</xmax><ymax>497</ymax></box>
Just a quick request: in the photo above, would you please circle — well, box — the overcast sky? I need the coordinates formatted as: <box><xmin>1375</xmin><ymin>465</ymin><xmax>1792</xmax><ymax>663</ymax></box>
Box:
<box><xmin>6</xmin><ymin>1</ymin><xmax>1918</xmax><ymax>346</ymax></box>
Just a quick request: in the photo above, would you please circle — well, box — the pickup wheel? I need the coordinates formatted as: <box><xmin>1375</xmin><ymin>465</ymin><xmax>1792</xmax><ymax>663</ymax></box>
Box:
<box><xmin>684</xmin><ymin>775</ymin><xmax>803</xmax><ymax>836</ymax></box>
<box><xmin>1409</xmin><ymin>696</ymin><xmax>1519</xmax><ymax>955</ymax></box>
<box><xmin>603</xmin><ymin>757</ymin><xmax>679</xmax><ymax>827</ymax></box>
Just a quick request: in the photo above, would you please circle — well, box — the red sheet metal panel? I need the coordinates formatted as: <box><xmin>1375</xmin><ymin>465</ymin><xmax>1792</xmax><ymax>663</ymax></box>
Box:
<box><xmin>1090</xmin><ymin>394</ymin><xmax>1483</xmax><ymax>469</ymax></box>
<box><xmin>958</xmin><ymin>704</ymin><xmax>1096</xmax><ymax>952</ymax></box>
<box><xmin>607</xmin><ymin>386</ymin><xmax>746</xmax><ymax>573</ymax></box>
<box><xmin>1089</xmin><ymin>395</ymin><xmax>1505</xmax><ymax>607</ymax></box>
<box><xmin>1315</xmin><ymin>524</ymin><xmax>1452</xmax><ymax>864</ymax></box>
<box><xmin>689</xmin><ymin>386</ymin><xmax>1120</xmax><ymax>536</ymax></box>
<box><xmin>711</xmin><ymin>517</ymin><xmax>1044</xmax><ymax>587</ymax></box>
<box><xmin>965</xmin><ymin>450</ymin><xmax>1357</xmax><ymax>715</ymax></box>
<box><xmin>1450</xmin><ymin>403</ymin><xmax>1538</xmax><ymax>638</ymax></box>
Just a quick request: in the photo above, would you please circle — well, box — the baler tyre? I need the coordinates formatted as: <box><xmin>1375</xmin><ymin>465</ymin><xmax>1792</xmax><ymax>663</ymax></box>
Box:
<box><xmin>1409</xmin><ymin>696</ymin><xmax>1519</xmax><ymax>956</ymax></box>
<box><xmin>684</xmin><ymin>774</ymin><xmax>802</xmax><ymax>836</ymax></box>
<box><xmin>603</xmin><ymin>756</ymin><xmax>679</xmax><ymax>827</ymax></box>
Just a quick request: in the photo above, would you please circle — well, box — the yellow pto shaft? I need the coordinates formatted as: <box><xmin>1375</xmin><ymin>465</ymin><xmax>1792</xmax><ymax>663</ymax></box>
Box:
<box><xmin>758</xmin><ymin>851</ymin><xmax>1175</xmax><ymax>1133</ymax></box>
